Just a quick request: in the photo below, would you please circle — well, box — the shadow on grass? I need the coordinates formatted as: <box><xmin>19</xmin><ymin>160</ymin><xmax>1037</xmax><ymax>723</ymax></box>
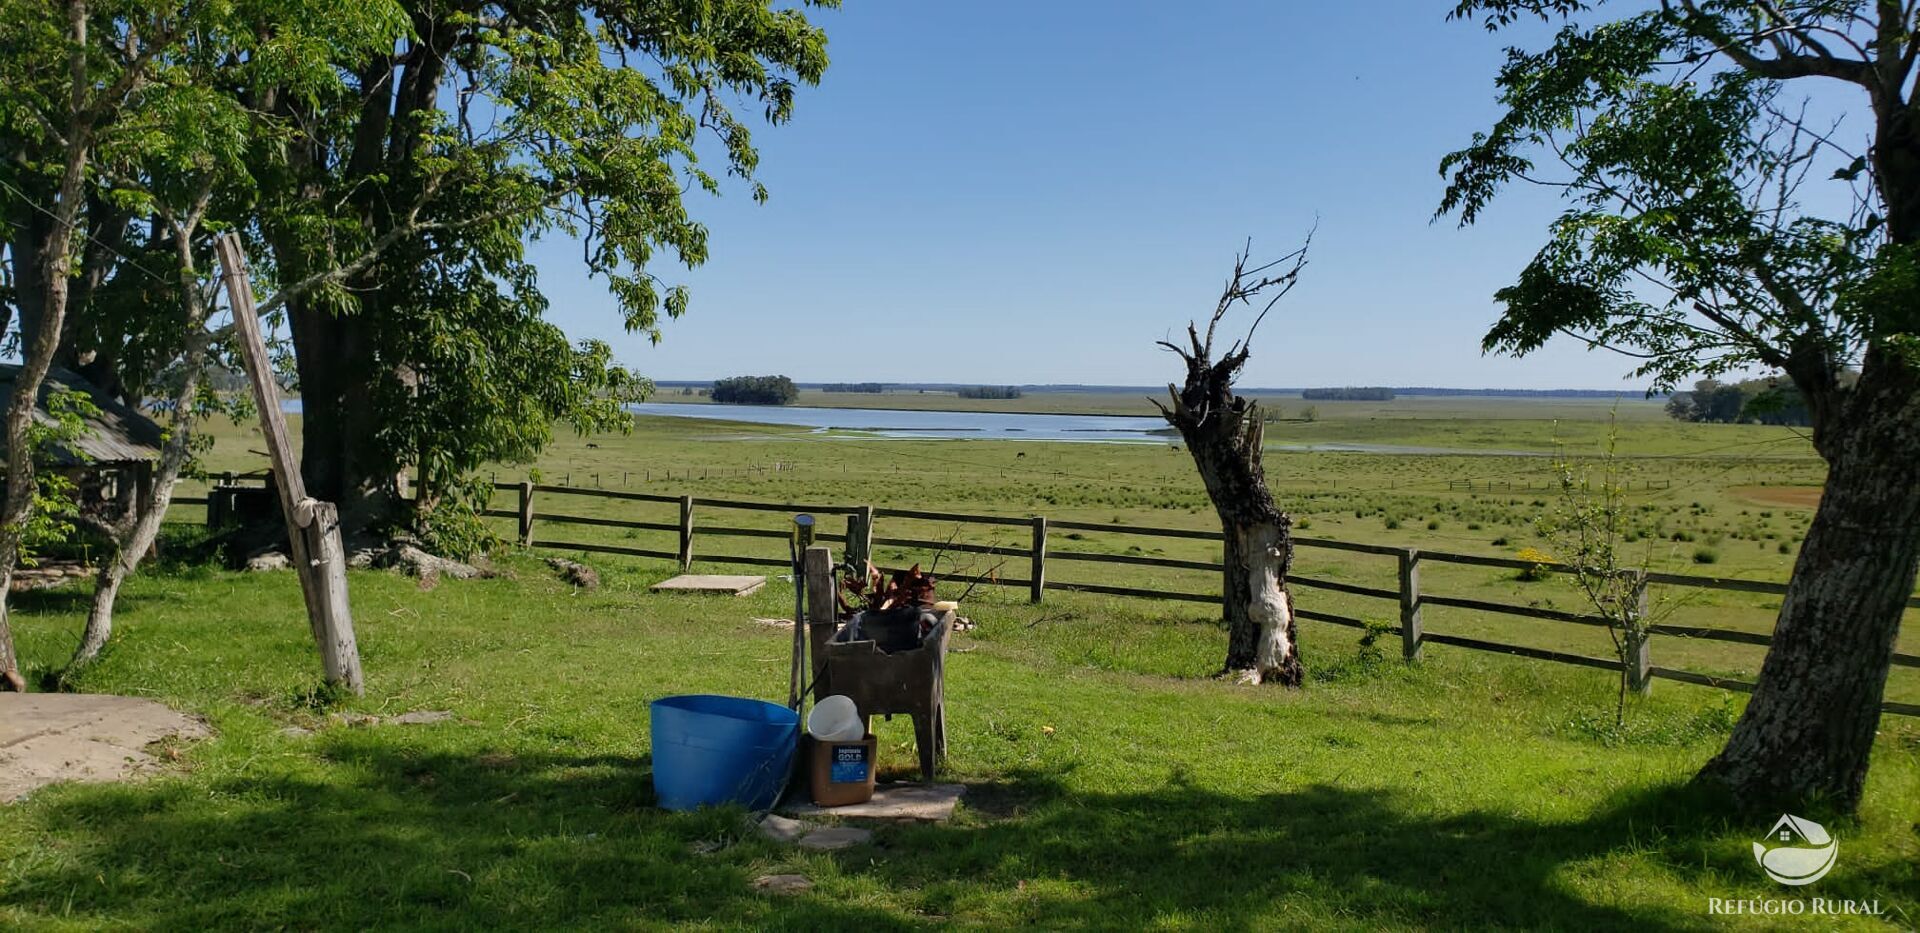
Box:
<box><xmin>871</xmin><ymin>769</ymin><xmax>1761</xmax><ymax>929</ymax></box>
<box><xmin>9</xmin><ymin>583</ymin><xmax>134</xmax><ymax>616</ymax></box>
<box><xmin>3</xmin><ymin>745</ymin><xmax>1900</xmax><ymax>929</ymax></box>
<box><xmin>1</xmin><ymin>742</ymin><xmax>909</xmax><ymax>930</ymax></box>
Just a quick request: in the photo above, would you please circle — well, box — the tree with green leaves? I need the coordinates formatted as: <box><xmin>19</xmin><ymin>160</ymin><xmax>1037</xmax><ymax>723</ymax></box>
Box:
<box><xmin>0</xmin><ymin>0</ymin><xmax>414</xmax><ymax>690</ymax></box>
<box><xmin>0</xmin><ymin>0</ymin><xmax>834</xmax><ymax>690</ymax></box>
<box><xmin>1442</xmin><ymin>0</ymin><xmax>1920</xmax><ymax>811</ymax></box>
<box><xmin>257</xmin><ymin>0</ymin><xmax>833</xmax><ymax>542</ymax></box>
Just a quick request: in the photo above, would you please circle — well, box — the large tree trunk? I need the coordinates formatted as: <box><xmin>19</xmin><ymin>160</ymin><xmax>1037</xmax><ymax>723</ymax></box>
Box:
<box><xmin>0</xmin><ymin>14</ymin><xmax>92</xmax><ymax>689</ymax></box>
<box><xmin>289</xmin><ymin>296</ymin><xmax>396</xmax><ymax>540</ymax></box>
<box><xmin>1159</xmin><ymin>327</ymin><xmax>1304</xmax><ymax>684</ymax></box>
<box><xmin>1699</xmin><ymin>348</ymin><xmax>1920</xmax><ymax>811</ymax></box>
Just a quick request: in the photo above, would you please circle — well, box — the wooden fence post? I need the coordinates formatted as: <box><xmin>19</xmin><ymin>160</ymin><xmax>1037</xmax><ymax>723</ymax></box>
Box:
<box><xmin>517</xmin><ymin>481</ymin><xmax>534</xmax><ymax>546</ymax></box>
<box><xmin>215</xmin><ymin>234</ymin><xmax>363</xmax><ymax>696</ymax></box>
<box><xmin>846</xmin><ymin>505</ymin><xmax>873</xmax><ymax>570</ymax></box>
<box><xmin>1628</xmin><ymin>573</ymin><xmax>1652</xmax><ymax>696</ymax></box>
<box><xmin>1030</xmin><ymin>516</ymin><xmax>1048</xmax><ymax>604</ymax></box>
<box><xmin>1399</xmin><ymin>548</ymin><xmax>1422</xmax><ymax>662</ymax></box>
<box><xmin>678</xmin><ymin>495</ymin><xmax>695</xmax><ymax>570</ymax></box>
<box><xmin>804</xmin><ymin>545</ymin><xmax>836</xmax><ymax>702</ymax></box>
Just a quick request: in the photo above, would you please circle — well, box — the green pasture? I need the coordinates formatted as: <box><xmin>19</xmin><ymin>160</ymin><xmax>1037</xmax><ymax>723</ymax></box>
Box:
<box><xmin>4</xmin><ymin>553</ymin><xmax>1916</xmax><ymax>929</ymax></box>
<box><xmin>173</xmin><ymin>405</ymin><xmax>1910</xmax><ymax>705</ymax></box>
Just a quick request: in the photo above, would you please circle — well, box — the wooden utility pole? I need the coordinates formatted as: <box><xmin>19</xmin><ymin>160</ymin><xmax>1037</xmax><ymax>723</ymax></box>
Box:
<box><xmin>214</xmin><ymin>235</ymin><xmax>364</xmax><ymax>695</ymax></box>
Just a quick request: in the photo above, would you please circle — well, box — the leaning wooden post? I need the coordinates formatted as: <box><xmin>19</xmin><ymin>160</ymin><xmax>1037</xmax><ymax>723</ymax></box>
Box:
<box><xmin>1628</xmin><ymin>572</ymin><xmax>1652</xmax><ymax>696</ymax></box>
<box><xmin>516</xmin><ymin>480</ymin><xmax>534</xmax><ymax>546</ymax></box>
<box><xmin>1399</xmin><ymin>548</ymin><xmax>1423</xmax><ymax>662</ymax></box>
<box><xmin>677</xmin><ymin>495</ymin><xmax>695</xmax><ymax>570</ymax></box>
<box><xmin>1029</xmin><ymin>515</ymin><xmax>1048</xmax><ymax>604</ymax></box>
<box><xmin>803</xmin><ymin>545</ymin><xmax>836</xmax><ymax>703</ymax></box>
<box><xmin>214</xmin><ymin>234</ymin><xmax>364</xmax><ymax>695</ymax></box>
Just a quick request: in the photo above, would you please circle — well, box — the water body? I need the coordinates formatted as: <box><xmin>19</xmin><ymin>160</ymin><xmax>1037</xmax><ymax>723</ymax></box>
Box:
<box><xmin>630</xmin><ymin>402</ymin><xmax>1169</xmax><ymax>442</ymax></box>
<box><xmin>629</xmin><ymin>403</ymin><xmax>1541</xmax><ymax>456</ymax></box>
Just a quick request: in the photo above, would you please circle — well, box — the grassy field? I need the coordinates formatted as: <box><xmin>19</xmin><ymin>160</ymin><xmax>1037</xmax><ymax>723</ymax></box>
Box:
<box><xmin>4</xmin><ymin>397</ymin><xmax>1917</xmax><ymax>927</ymax></box>
<box><xmin>173</xmin><ymin>402</ymin><xmax>1912</xmax><ymax>706</ymax></box>
<box><xmin>3</xmin><ymin>550</ymin><xmax>1917</xmax><ymax>929</ymax></box>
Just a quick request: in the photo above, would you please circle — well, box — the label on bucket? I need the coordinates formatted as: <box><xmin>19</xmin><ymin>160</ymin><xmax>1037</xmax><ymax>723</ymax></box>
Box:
<box><xmin>830</xmin><ymin>744</ymin><xmax>870</xmax><ymax>783</ymax></box>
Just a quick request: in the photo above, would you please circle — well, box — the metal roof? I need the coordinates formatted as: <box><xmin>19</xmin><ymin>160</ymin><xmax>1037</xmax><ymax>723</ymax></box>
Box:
<box><xmin>0</xmin><ymin>366</ymin><xmax>163</xmax><ymax>465</ymax></box>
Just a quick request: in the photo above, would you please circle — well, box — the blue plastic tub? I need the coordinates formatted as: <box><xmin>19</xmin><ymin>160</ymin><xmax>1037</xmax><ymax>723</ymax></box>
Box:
<box><xmin>650</xmin><ymin>695</ymin><xmax>799</xmax><ymax>811</ymax></box>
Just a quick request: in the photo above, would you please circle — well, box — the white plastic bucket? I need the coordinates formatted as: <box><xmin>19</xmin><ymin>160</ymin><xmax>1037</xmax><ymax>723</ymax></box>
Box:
<box><xmin>806</xmin><ymin>694</ymin><xmax>865</xmax><ymax>742</ymax></box>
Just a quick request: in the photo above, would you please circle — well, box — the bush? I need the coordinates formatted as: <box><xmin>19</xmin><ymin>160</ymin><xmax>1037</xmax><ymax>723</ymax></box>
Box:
<box><xmin>1692</xmin><ymin>547</ymin><xmax>1719</xmax><ymax>565</ymax></box>
<box><xmin>1514</xmin><ymin>546</ymin><xmax>1555</xmax><ymax>581</ymax></box>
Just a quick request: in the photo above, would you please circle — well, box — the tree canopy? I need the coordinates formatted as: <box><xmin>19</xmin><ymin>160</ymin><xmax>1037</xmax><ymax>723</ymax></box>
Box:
<box><xmin>711</xmin><ymin>374</ymin><xmax>799</xmax><ymax>405</ymax></box>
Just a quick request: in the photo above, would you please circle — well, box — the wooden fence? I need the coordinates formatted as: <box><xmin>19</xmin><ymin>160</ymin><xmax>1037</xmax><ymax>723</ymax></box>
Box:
<box><xmin>478</xmin><ymin>481</ymin><xmax>1920</xmax><ymax>718</ymax></box>
<box><xmin>180</xmin><ymin>477</ymin><xmax>1920</xmax><ymax>718</ymax></box>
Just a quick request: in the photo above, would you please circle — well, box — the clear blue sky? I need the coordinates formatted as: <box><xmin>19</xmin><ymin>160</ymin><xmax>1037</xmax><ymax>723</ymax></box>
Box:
<box><xmin>529</xmin><ymin>2</ymin><xmax>1634</xmax><ymax>391</ymax></box>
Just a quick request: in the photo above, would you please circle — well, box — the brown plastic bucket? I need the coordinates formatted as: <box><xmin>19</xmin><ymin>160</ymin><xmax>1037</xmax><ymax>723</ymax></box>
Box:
<box><xmin>807</xmin><ymin>734</ymin><xmax>878</xmax><ymax>807</ymax></box>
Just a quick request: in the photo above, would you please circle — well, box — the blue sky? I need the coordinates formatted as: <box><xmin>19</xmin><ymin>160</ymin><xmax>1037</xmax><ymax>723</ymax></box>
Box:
<box><xmin>528</xmin><ymin>2</ymin><xmax>1640</xmax><ymax>390</ymax></box>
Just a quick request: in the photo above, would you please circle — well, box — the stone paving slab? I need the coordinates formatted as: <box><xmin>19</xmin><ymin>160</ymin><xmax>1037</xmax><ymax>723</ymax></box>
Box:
<box><xmin>781</xmin><ymin>782</ymin><xmax>965</xmax><ymax>821</ymax></box>
<box><xmin>649</xmin><ymin>574</ymin><xmax>766</xmax><ymax>596</ymax></box>
<box><xmin>0</xmin><ymin>693</ymin><xmax>211</xmax><ymax>803</ymax></box>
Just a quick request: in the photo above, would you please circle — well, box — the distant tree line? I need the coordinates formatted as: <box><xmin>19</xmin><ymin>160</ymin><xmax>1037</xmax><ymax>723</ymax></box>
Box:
<box><xmin>711</xmin><ymin>375</ymin><xmax>799</xmax><ymax>405</ymax></box>
<box><xmin>1664</xmin><ymin>378</ymin><xmax>1816</xmax><ymax>426</ymax></box>
<box><xmin>1301</xmin><ymin>386</ymin><xmax>1395</xmax><ymax>401</ymax></box>
<box><xmin>821</xmin><ymin>383</ymin><xmax>887</xmax><ymax>393</ymax></box>
<box><xmin>957</xmin><ymin>386</ymin><xmax>1023</xmax><ymax>399</ymax></box>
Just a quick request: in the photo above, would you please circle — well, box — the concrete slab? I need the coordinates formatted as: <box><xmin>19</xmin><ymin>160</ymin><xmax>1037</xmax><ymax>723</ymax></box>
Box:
<box><xmin>782</xmin><ymin>782</ymin><xmax>965</xmax><ymax>821</ymax></box>
<box><xmin>650</xmin><ymin>574</ymin><xmax>766</xmax><ymax>596</ymax></box>
<box><xmin>0</xmin><ymin>693</ymin><xmax>211</xmax><ymax>803</ymax></box>
<box><xmin>798</xmin><ymin>826</ymin><xmax>873</xmax><ymax>850</ymax></box>
<box><xmin>757</xmin><ymin>813</ymin><xmax>809</xmax><ymax>844</ymax></box>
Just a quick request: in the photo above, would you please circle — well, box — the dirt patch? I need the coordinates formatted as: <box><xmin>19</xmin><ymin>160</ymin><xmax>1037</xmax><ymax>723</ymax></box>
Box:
<box><xmin>0</xmin><ymin>693</ymin><xmax>211</xmax><ymax>802</ymax></box>
<box><xmin>1731</xmin><ymin>485</ymin><xmax>1823</xmax><ymax>510</ymax></box>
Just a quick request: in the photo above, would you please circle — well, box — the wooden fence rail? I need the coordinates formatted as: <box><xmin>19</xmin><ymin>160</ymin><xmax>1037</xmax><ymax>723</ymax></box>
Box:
<box><xmin>180</xmin><ymin>477</ymin><xmax>1918</xmax><ymax>717</ymax></box>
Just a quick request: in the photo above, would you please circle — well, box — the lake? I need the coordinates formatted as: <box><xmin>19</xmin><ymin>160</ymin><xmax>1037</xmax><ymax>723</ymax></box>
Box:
<box><xmin>627</xmin><ymin>403</ymin><xmax>1541</xmax><ymax>455</ymax></box>
<box><xmin>629</xmin><ymin>402</ymin><xmax>1171</xmax><ymax>442</ymax></box>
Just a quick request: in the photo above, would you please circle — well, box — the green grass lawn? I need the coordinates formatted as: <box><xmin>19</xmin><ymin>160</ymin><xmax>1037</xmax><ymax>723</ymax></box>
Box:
<box><xmin>3</xmin><ymin>549</ymin><xmax>1917</xmax><ymax>929</ymax></box>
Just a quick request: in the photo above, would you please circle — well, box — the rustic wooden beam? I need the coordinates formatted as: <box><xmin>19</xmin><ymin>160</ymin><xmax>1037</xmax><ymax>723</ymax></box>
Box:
<box><xmin>213</xmin><ymin>234</ymin><xmax>363</xmax><ymax>696</ymax></box>
<box><xmin>803</xmin><ymin>544</ymin><xmax>835</xmax><ymax>704</ymax></box>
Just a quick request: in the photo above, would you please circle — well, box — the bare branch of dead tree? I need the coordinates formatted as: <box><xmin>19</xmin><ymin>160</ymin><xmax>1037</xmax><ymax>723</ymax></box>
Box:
<box><xmin>1153</xmin><ymin>233</ymin><xmax>1313</xmax><ymax>428</ymax></box>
